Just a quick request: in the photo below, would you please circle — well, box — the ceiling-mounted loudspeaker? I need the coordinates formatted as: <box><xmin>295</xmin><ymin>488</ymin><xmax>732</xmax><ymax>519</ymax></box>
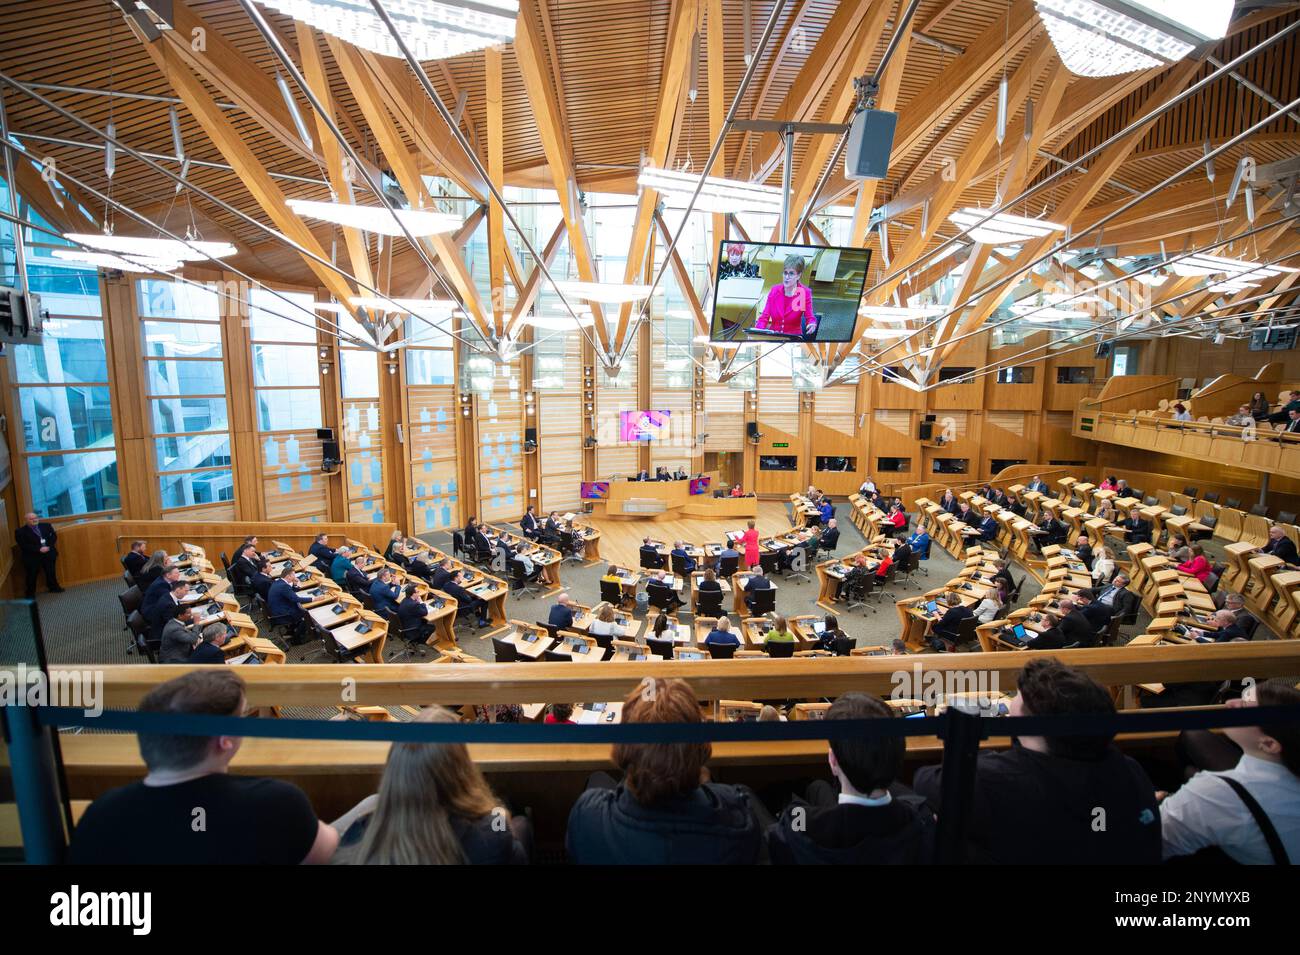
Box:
<box><xmin>844</xmin><ymin>109</ymin><xmax>897</xmax><ymax>181</ymax></box>
<box><xmin>1213</xmin><ymin>333</ymin><xmax>1226</xmax><ymax>345</ymax></box>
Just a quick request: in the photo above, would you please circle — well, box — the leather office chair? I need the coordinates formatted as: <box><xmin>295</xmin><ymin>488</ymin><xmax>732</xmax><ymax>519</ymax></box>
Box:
<box><xmin>706</xmin><ymin>642</ymin><xmax>737</xmax><ymax>659</ymax></box>
<box><xmin>492</xmin><ymin>636</ymin><xmax>520</xmax><ymax>662</ymax></box>
<box><xmin>646</xmin><ymin>636</ymin><xmax>674</xmax><ymax>659</ymax></box>
<box><xmin>744</xmin><ymin>586</ymin><xmax>776</xmax><ymax>616</ymax></box>
<box><xmin>765</xmin><ymin>640</ymin><xmax>796</xmax><ymax>658</ymax></box>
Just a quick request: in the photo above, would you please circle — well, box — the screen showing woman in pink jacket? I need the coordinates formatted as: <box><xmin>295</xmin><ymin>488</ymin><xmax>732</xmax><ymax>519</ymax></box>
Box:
<box><xmin>754</xmin><ymin>254</ymin><xmax>817</xmax><ymax>337</ymax></box>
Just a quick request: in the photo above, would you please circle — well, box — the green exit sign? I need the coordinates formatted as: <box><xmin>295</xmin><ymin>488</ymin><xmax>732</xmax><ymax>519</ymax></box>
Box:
<box><xmin>772</xmin><ymin>442</ymin><xmax>789</xmax><ymax>448</ymax></box>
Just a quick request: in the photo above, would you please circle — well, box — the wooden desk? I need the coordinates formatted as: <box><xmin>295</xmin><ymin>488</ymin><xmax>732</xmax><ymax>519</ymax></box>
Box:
<box><xmin>732</xmin><ymin>573</ymin><xmax>778</xmax><ymax>615</ymax></box>
<box><xmin>505</xmin><ymin>625</ymin><xmax>553</xmax><ymax>660</ymax></box>
<box><xmin>328</xmin><ymin>617</ymin><xmax>388</xmax><ymax>663</ymax></box>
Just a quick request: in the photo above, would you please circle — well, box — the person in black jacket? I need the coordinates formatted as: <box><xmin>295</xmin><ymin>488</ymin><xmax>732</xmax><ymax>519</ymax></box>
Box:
<box><xmin>1050</xmin><ymin>597</ymin><xmax>1099</xmax><ymax>647</ymax></box>
<box><xmin>122</xmin><ymin>539</ymin><xmax>149</xmax><ymax>585</ymax></box>
<box><xmin>1259</xmin><ymin>525</ymin><xmax>1299</xmax><ymax>565</ymax></box>
<box><xmin>1121</xmin><ymin>508</ymin><xmax>1153</xmax><ymax>545</ymax></box>
<box><xmin>443</xmin><ymin>572</ymin><xmax>490</xmax><ymax>628</ymax></box>
<box><xmin>520</xmin><ymin>506</ymin><xmax>540</xmax><ymax>540</ymax></box>
<box><xmin>566</xmin><ymin>678</ymin><xmax>762</xmax><ymax>864</ymax></box>
<box><xmin>1022</xmin><ymin>611</ymin><xmax>1065</xmax><ymax>650</ymax></box>
<box><xmin>308</xmin><ymin>534</ymin><xmax>337</xmax><ymax>570</ymax></box>
<box><xmin>929</xmin><ymin>592</ymin><xmax>973</xmax><ymax>652</ymax></box>
<box><xmin>1094</xmin><ymin>573</ymin><xmax>1140</xmax><ymax>624</ymax></box>
<box><xmin>16</xmin><ymin>512</ymin><xmax>62</xmax><ymax>597</ymax></box>
<box><xmin>769</xmin><ymin>693</ymin><xmax>934</xmax><ymax>864</ymax></box>
<box><xmin>396</xmin><ymin>584</ymin><xmax>432</xmax><ymax>641</ymax></box>
<box><xmin>639</xmin><ymin>537</ymin><xmax>665</xmax><ymax>569</ymax></box>
<box><xmin>339</xmin><ymin>706</ymin><xmax>529</xmax><ymax>864</ymax></box>
<box><xmin>914</xmin><ymin>658</ymin><xmax>1161</xmax><ymax>864</ymax></box>
<box><xmin>140</xmin><ymin>567</ymin><xmax>183</xmax><ymax>623</ymax></box>
<box><xmin>1074</xmin><ymin>589</ymin><xmax>1113</xmax><ymax>634</ymax></box>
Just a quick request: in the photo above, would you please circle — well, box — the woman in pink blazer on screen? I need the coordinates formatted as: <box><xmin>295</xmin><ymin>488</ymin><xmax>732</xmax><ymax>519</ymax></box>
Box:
<box><xmin>741</xmin><ymin>520</ymin><xmax>761</xmax><ymax>570</ymax></box>
<box><xmin>754</xmin><ymin>254</ymin><xmax>816</xmax><ymax>337</ymax></box>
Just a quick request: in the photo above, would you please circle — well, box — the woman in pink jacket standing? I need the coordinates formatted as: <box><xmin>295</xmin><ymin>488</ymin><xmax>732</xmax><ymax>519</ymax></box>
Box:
<box><xmin>741</xmin><ymin>520</ymin><xmax>761</xmax><ymax>570</ymax></box>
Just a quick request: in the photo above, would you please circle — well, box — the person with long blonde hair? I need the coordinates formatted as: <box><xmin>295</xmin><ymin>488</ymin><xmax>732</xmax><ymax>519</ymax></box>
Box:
<box><xmin>339</xmin><ymin>707</ymin><xmax>528</xmax><ymax>865</ymax></box>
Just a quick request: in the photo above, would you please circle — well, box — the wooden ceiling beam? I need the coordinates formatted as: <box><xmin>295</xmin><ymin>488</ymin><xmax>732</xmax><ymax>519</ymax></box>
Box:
<box><xmin>486</xmin><ymin>44</ymin><xmax>507</xmax><ymax>337</ymax></box>
<box><xmin>653</xmin><ymin>209</ymin><xmax>711</xmax><ymax>338</ymax></box>
<box><xmin>513</xmin><ymin>0</ymin><xmax>611</xmax><ymax>357</ymax></box>
<box><xmin>329</xmin><ymin>39</ymin><xmax>492</xmax><ymax>340</ymax></box>
<box><xmin>728</xmin><ymin>0</ymin><xmax>814</xmax><ymax>178</ymax></box>
<box><xmin>505</xmin><ymin>218</ymin><xmax>567</xmax><ymax>338</ymax></box>
<box><xmin>130</xmin><ymin>28</ymin><xmax>366</xmax><ymax>331</ymax></box>
<box><xmin>296</xmin><ymin>23</ymin><xmax>374</xmax><ymax>293</ymax></box>
<box><xmin>927</xmin><ymin>56</ymin><xmax>1206</xmax><ymax>370</ymax></box>
<box><xmin>613</xmin><ymin>0</ymin><xmax>702</xmax><ymax>351</ymax></box>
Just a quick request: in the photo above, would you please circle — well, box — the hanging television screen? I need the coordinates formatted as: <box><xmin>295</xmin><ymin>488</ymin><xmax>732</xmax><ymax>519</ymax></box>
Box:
<box><xmin>580</xmin><ymin>481</ymin><xmax>610</xmax><ymax>500</ymax></box>
<box><xmin>619</xmin><ymin>410</ymin><xmax>671</xmax><ymax>441</ymax></box>
<box><xmin>709</xmin><ymin>240</ymin><xmax>871</xmax><ymax>343</ymax></box>
<box><xmin>689</xmin><ymin>477</ymin><xmax>711</xmax><ymax>496</ymax></box>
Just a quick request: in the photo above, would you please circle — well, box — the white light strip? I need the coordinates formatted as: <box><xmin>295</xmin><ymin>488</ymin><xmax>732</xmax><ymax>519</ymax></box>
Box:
<box><xmin>1034</xmin><ymin>0</ymin><xmax>1231</xmax><ymax>78</ymax></box>
<box><xmin>522</xmin><ymin>314</ymin><xmax>595</xmax><ymax>330</ymax></box>
<box><xmin>555</xmin><ymin>280</ymin><xmax>660</xmax><ymax>304</ymax></box>
<box><xmin>638</xmin><ymin>165</ymin><xmax>785</xmax><ymax>214</ymax></box>
<box><xmin>50</xmin><ymin>248</ymin><xmax>181</xmax><ymax>273</ymax></box>
<box><xmin>948</xmin><ymin>208</ymin><xmax>1066</xmax><ymax>244</ymax></box>
<box><xmin>64</xmin><ymin>233</ymin><xmax>237</xmax><ymax>261</ymax></box>
<box><xmin>287</xmin><ymin>198</ymin><xmax>462</xmax><ymax>237</ymax></box>
<box><xmin>857</xmin><ymin>305</ymin><xmax>947</xmax><ymax>322</ymax></box>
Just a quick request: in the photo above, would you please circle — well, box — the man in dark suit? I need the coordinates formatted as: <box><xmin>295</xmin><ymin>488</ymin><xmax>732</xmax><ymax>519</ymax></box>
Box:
<box><xmin>742</xmin><ymin>571</ymin><xmax>773</xmax><ymax>613</ymax></box>
<box><xmin>471</xmin><ymin>524</ymin><xmax>494</xmax><ymax>560</ymax></box>
<box><xmin>548</xmin><ymin>593</ymin><xmax>576</xmax><ymax>629</ymax></box>
<box><xmin>890</xmin><ymin>538</ymin><xmax>913</xmax><ymax>574</ymax></box>
<box><xmin>308</xmin><ymin>534</ymin><xmax>337</xmax><ymax>570</ymax></box>
<box><xmin>1094</xmin><ymin>574</ymin><xmax>1140</xmax><ymax>624</ymax></box>
<box><xmin>1191</xmin><ymin>609</ymin><xmax>1252</xmax><ymax>642</ymax></box>
<box><xmin>646</xmin><ymin>571</ymin><xmax>683</xmax><ymax>612</ymax></box>
<box><xmin>249</xmin><ymin>569</ymin><xmax>275</xmax><ymax>601</ymax></box>
<box><xmin>1259</xmin><ymin>525</ymin><xmax>1299</xmax><ymax>564</ymax></box>
<box><xmin>1055</xmin><ymin>598</ymin><xmax>1098</xmax><ymax>647</ymax></box>
<box><xmin>122</xmin><ymin>540</ymin><xmax>149</xmax><ymax>586</ymax></box>
<box><xmin>818</xmin><ymin>519</ymin><xmax>841</xmax><ymax>553</ymax></box>
<box><xmin>957</xmin><ymin>503</ymin><xmax>980</xmax><ymax>527</ymax></box>
<box><xmin>669</xmin><ymin>541</ymin><xmax>696</xmax><ymax>574</ymax></box>
<box><xmin>396</xmin><ymin>584</ymin><xmax>432</xmax><ymax>640</ymax></box>
<box><xmin>633</xmin><ymin>469</ymin><xmax>651</xmax><ymax>482</ymax></box>
<box><xmin>520</xmin><ymin>506</ymin><xmax>540</xmax><ymax>540</ymax></box>
<box><xmin>978</xmin><ymin>514</ymin><xmax>1000</xmax><ymax>543</ymax></box>
<box><xmin>672</xmin><ymin>468</ymin><xmax>688</xmax><ymax>480</ymax></box>
<box><xmin>1027</xmin><ymin>476</ymin><xmax>1050</xmax><ymax>494</ymax></box>
<box><xmin>1023</xmin><ymin>612</ymin><xmax>1066</xmax><ymax>650</ymax></box>
<box><xmin>639</xmin><ymin>537</ymin><xmax>665</xmax><ymax>569</ymax></box>
<box><xmin>232</xmin><ymin>544</ymin><xmax>263</xmax><ymax>589</ymax></box>
<box><xmin>443</xmin><ymin>571</ymin><xmax>490</xmax><ymax>628</ymax></box>
<box><xmin>655</xmin><ymin>467</ymin><xmax>671</xmax><ymax>481</ymax></box>
<box><xmin>1074</xmin><ymin>590</ymin><xmax>1113</xmax><ymax>634</ymax></box>
<box><xmin>428</xmin><ymin>558</ymin><xmax>455</xmax><ymax>592</ymax></box>
<box><xmin>1221</xmin><ymin>592</ymin><xmax>1257</xmax><ymax>635</ymax></box>
<box><xmin>1121</xmin><ymin>509</ymin><xmax>1152</xmax><ymax>545</ymax></box>
<box><xmin>929</xmin><ymin>593</ymin><xmax>973</xmax><ymax>651</ymax></box>
<box><xmin>148</xmin><ymin>579</ymin><xmax>191</xmax><ymax>643</ymax></box>
<box><xmin>368</xmin><ymin>568</ymin><xmax>401</xmax><ymax>617</ymax></box>
<box><xmin>141</xmin><ymin>568</ymin><xmax>183</xmax><ymax>624</ymax></box>
<box><xmin>267</xmin><ymin>568</ymin><xmax>310</xmax><ymax>625</ymax></box>
<box><xmin>543</xmin><ymin>511</ymin><xmax>562</xmax><ymax>541</ymax></box>
<box><xmin>1268</xmin><ymin>389</ymin><xmax>1300</xmax><ymax>424</ymax></box>
<box><xmin>239</xmin><ymin>537</ymin><xmax>268</xmax><ymax>573</ymax></box>
<box><xmin>16</xmin><ymin>512</ymin><xmax>62</xmax><ymax>597</ymax></box>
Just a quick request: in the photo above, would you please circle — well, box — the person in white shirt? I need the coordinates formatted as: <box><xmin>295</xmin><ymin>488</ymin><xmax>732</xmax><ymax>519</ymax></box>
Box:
<box><xmin>972</xmin><ymin>592</ymin><xmax>1003</xmax><ymax>624</ymax></box>
<box><xmin>1159</xmin><ymin>679</ymin><xmax>1300</xmax><ymax>864</ymax></box>
<box><xmin>1171</xmin><ymin>403</ymin><xmax>1193</xmax><ymax>422</ymax></box>
<box><xmin>587</xmin><ymin>602</ymin><xmax>627</xmax><ymax>638</ymax></box>
<box><xmin>858</xmin><ymin>477</ymin><xmax>877</xmax><ymax>496</ymax></box>
<box><xmin>1091</xmin><ymin>545</ymin><xmax>1115</xmax><ymax>586</ymax></box>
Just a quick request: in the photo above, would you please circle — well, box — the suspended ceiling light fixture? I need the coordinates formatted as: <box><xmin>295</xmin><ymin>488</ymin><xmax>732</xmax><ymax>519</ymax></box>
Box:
<box><xmin>637</xmin><ymin>165</ymin><xmax>785</xmax><ymax>215</ymax></box>
<box><xmin>554</xmin><ymin>280</ymin><xmax>661</xmax><ymax>304</ymax></box>
<box><xmin>347</xmin><ymin>296</ymin><xmax>458</xmax><ymax>313</ymax></box>
<box><xmin>948</xmin><ymin>208</ymin><xmax>1066</xmax><ymax>244</ymax></box>
<box><xmin>859</xmin><ymin>328</ymin><xmax>909</xmax><ymax>340</ymax></box>
<box><xmin>286</xmin><ymin>198</ymin><xmax>462</xmax><ymax>237</ymax></box>
<box><xmin>63</xmin><ymin>233</ymin><xmax>237</xmax><ymax>261</ymax></box>
<box><xmin>1010</xmin><ymin>303</ymin><xmax>1094</xmax><ymax>322</ymax></box>
<box><xmin>1169</xmin><ymin>254</ymin><xmax>1298</xmax><ymax>279</ymax></box>
<box><xmin>1034</xmin><ymin>0</ymin><xmax>1234</xmax><ymax>78</ymax></box>
<box><xmin>50</xmin><ymin>248</ymin><xmax>181</xmax><ymax>273</ymax></box>
<box><xmin>857</xmin><ymin>305</ymin><xmax>947</xmax><ymax>322</ymax></box>
<box><xmin>523</xmin><ymin>313</ymin><xmax>596</xmax><ymax>331</ymax></box>
<box><xmin>256</xmin><ymin>0</ymin><xmax>519</xmax><ymax>61</ymax></box>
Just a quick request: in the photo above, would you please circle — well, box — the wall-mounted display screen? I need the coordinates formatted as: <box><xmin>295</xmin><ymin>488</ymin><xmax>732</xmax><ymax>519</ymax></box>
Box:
<box><xmin>580</xmin><ymin>481</ymin><xmax>610</xmax><ymax>500</ymax></box>
<box><xmin>619</xmin><ymin>410</ymin><xmax>671</xmax><ymax>441</ymax></box>
<box><xmin>710</xmin><ymin>241</ymin><xmax>870</xmax><ymax>343</ymax></box>
<box><xmin>689</xmin><ymin>477</ymin><xmax>711</xmax><ymax>495</ymax></box>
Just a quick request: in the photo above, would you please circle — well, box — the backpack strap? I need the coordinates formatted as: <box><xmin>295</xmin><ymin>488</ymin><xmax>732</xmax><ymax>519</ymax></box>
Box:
<box><xmin>1218</xmin><ymin>776</ymin><xmax>1291</xmax><ymax>865</ymax></box>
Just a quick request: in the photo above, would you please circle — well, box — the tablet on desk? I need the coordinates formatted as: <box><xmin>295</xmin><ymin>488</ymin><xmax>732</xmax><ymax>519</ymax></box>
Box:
<box><xmin>1012</xmin><ymin>624</ymin><xmax>1027</xmax><ymax>640</ymax></box>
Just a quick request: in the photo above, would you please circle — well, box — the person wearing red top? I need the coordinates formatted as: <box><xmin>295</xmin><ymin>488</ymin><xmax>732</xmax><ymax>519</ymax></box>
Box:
<box><xmin>1177</xmin><ymin>546</ymin><xmax>1213</xmax><ymax>585</ymax></box>
<box><xmin>740</xmin><ymin>521</ymin><xmax>761</xmax><ymax>570</ymax></box>
<box><xmin>888</xmin><ymin>504</ymin><xmax>907</xmax><ymax>535</ymax></box>
<box><xmin>1098</xmin><ymin>475</ymin><xmax>1118</xmax><ymax>491</ymax></box>
<box><xmin>754</xmin><ymin>254</ymin><xmax>817</xmax><ymax>337</ymax></box>
<box><xmin>544</xmin><ymin>703</ymin><xmax>575</xmax><ymax>724</ymax></box>
<box><xmin>730</xmin><ymin>484</ymin><xmax>744</xmax><ymax>498</ymax></box>
<box><xmin>874</xmin><ymin>553</ymin><xmax>893</xmax><ymax>583</ymax></box>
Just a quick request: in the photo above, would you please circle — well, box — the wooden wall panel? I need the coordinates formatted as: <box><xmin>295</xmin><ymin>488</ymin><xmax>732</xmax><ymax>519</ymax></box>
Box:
<box><xmin>539</xmin><ymin>393</ymin><xmax>583</xmax><ymax>513</ymax></box>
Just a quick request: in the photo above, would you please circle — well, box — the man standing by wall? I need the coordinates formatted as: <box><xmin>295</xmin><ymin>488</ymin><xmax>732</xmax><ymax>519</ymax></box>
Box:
<box><xmin>16</xmin><ymin>512</ymin><xmax>62</xmax><ymax>597</ymax></box>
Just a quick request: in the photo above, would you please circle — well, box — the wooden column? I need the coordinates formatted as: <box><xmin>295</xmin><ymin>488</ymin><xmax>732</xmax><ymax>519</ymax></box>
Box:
<box><xmin>101</xmin><ymin>273</ymin><xmax>158</xmax><ymax>519</ymax></box>
<box><xmin>218</xmin><ymin>270</ymin><xmax>263</xmax><ymax>522</ymax></box>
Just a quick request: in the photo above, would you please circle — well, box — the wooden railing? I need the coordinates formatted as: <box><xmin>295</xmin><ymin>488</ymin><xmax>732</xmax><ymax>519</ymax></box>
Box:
<box><xmin>31</xmin><ymin>519</ymin><xmax>399</xmax><ymax>587</ymax></box>
<box><xmin>1079</xmin><ymin>411</ymin><xmax>1300</xmax><ymax>480</ymax></box>
<box><xmin>71</xmin><ymin>640</ymin><xmax>1300</xmax><ymax>709</ymax></box>
<box><xmin>1078</xmin><ymin>375</ymin><xmax>1180</xmax><ymax>417</ymax></box>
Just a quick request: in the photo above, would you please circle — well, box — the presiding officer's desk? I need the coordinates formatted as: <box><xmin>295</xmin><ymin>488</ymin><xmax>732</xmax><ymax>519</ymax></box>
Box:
<box><xmin>591</xmin><ymin>472</ymin><xmax>759</xmax><ymax>521</ymax></box>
